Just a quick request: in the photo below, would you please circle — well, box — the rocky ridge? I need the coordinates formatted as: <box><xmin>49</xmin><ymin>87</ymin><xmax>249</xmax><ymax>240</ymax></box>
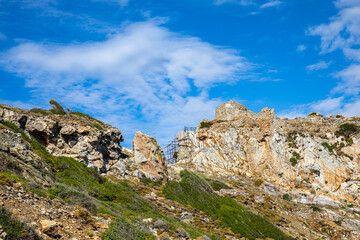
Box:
<box><xmin>176</xmin><ymin>101</ymin><xmax>360</xmax><ymax>206</ymax></box>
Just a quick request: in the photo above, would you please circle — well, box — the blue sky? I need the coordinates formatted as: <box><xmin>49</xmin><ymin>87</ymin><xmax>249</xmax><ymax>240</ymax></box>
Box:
<box><xmin>1</xmin><ymin>0</ymin><xmax>360</xmax><ymax>147</ymax></box>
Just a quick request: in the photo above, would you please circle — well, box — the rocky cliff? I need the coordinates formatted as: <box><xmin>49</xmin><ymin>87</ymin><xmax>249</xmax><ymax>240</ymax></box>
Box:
<box><xmin>0</xmin><ymin>104</ymin><xmax>123</xmax><ymax>173</ymax></box>
<box><xmin>176</xmin><ymin>101</ymin><xmax>360</xmax><ymax>206</ymax></box>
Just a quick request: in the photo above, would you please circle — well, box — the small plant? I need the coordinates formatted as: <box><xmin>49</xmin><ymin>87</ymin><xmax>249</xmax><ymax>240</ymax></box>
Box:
<box><xmin>29</xmin><ymin>108</ymin><xmax>48</xmax><ymax>114</ymax></box>
<box><xmin>0</xmin><ymin>206</ymin><xmax>39</xmax><ymax>238</ymax></box>
<box><xmin>254</xmin><ymin>179</ymin><xmax>264</xmax><ymax>187</ymax></box>
<box><xmin>325</xmin><ymin>180</ymin><xmax>328</xmax><ymax>184</ymax></box>
<box><xmin>282</xmin><ymin>193</ymin><xmax>291</xmax><ymax>201</ymax></box>
<box><xmin>311</xmin><ymin>206</ymin><xmax>321</xmax><ymax>212</ymax></box>
<box><xmin>347</xmin><ymin>204</ymin><xmax>354</xmax><ymax>208</ymax></box>
<box><xmin>289</xmin><ymin>157</ymin><xmax>297</xmax><ymax>166</ymax></box>
<box><xmin>348</xmin><ymin>138</ymin><xmax>354</xmax><ymax>146</ymax></box>
<box><xmin>92</xmin><ymin>122</ymin><xmax>103</xmax><ymax>130</ymax></box>
<box><xmin>289</xmin><ymin>151</ymin><xmax>300</xmax><ymax>166</ymax></box>
<box><xmin>200</xmin><ymin>121</ymin><xmax>214</xmax><ymax>129</ymax></box>
<box><xmin>334</xmin><ymin>220</ymin><xmax>341</xmax><ymax>226</ymax></box>
<box><xmin>321</xmin><ymin>142</ymin><xmax>336</xmax><ymax>153</ymax></box>
<box><xmin>49</xmin><ymin>99</ymin><xmax>67</xmax><ymax>115</ymax></box>
<box><xmin>335</xmin><ymin>123</ymin><xmax>359</xmax><ymax>139</ymax></box>
<box><xmin>308</xmin><ymin>112</ymin><xmax>317</xmax><ymax>116</ymax></box>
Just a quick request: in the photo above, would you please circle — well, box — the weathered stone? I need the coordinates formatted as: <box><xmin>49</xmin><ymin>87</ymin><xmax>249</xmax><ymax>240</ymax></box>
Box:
<box><xmin>175</xmin><ymin>228</ymin><xmax>189</xmax><ymax>238</ymax></box>
<box><xmin>0</xmin><ymin>104</ymin><xmax>123</xmax><ymax>173</ymax></box>
<box><xmin>132</xmin><ymin>131</ymin><xmax>168</xmax><ymax>180</ymax></box>
<box><xmin>176</xmin><ymin>100</ymin><xmax>360</xmax><ymax>205</ymax></box>
<box><xmin>154</xmin><ymin>219</ymin><xmax>168</xmax><ymax>231</ymax></box>
<box><xmin>40</xmin><ymin>219</ymin><xmax>58</xmax><ymax>237</ymax></box>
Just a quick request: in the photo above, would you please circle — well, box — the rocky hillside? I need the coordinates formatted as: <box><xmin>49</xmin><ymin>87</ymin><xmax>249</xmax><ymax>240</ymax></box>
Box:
<box><xmin>176</xmin><ymin>101</ymin><xmax>360</xmax><ymax>205</ymax></box>
<box><xmin>3</xmin><ymin>100</ymin><xmax>360</xmax><ymax>240</ymax></box>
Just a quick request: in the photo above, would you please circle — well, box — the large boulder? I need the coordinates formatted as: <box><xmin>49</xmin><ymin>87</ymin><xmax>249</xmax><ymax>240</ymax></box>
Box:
<box><xmin>132</xmin><ymin>131</ymin><xmax>168</xmax><ymax>180</ymax></box>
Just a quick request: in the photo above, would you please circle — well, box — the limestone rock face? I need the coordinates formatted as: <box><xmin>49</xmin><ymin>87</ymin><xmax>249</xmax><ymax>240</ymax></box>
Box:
<box><xmin>215</xmin><ymin>100</ymin><xmax>255</xmax><ymax>120</ymax></box>
<box><xmin>131</xmin><ymin>131</ymin><xmax>168</xmax><ymax>180</ymax></box>
<box><xmin>0</xmin><ymin>104</ymin><xmax>123</xmax><ymax>173</ymax></box>
<box><xmin>176</xmin><ymin>101</ymin><xmax>360</xmax><ymax>205</ymax></box>
<box><xmin>0</xmin><ymin>126</ymin><xmax>54</xmax><ymax>186</ymax></box>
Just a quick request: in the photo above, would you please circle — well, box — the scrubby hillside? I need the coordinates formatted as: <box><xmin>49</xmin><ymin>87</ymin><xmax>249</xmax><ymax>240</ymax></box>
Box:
<box><xmin>0</xmin><ymin>102</ymin><xmax>293</xmax><ymax>240</ymax></box>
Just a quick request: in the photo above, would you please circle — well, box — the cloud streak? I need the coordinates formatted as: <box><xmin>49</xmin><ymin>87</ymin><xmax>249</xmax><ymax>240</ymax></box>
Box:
<box><xmin>306</xmin><ymin>61</ymin><xmax>331</xmax><ymax>71</ymax></box>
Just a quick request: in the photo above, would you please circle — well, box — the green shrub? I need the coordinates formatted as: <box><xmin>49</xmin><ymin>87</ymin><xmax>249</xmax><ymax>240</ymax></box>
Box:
<box><xmin>0</xmin><ymin>206</ymin><xmax>40</xmax><ymax>239</ymax></box>
<box><xmin>282</xmin><ymin>194</ymin><xmax>291</xmax><ymax>201</ymax></box>
<box><xmin>311</xmin><ymin>206</ymin><xmax>321</xmax><ymax>212</ymax></box>
<box><xmin>163</xmin><ymin>170</ymin><xmax>292</xmax><ymax>240</ymax></box>
<box><xmin>200</xmin><ymin>121</ymin><xmax>214</xmax><ymax>129</ymax></box>
<box><xmin>29</xmin><ymin>108</ymin><xmax>48</xmax><ymax>114</ymax></box>
<box><xmin>321</xmin><ymin>142</ymin><xmax>336</xmax><ymax>153</ymax></box>
<box><xmin>254</xmin><ymin>179</ymin><xmax>264</xmax><ymax>187</ymax></box>
<box><xmin>71</xmin><ymin>111</ymin><xmax>104</xmax><ymax>124</ymax></box>
<box><xmin>49</xmin><ymin>99</ymin><xmax>66</xmax><ymax>115</ymax></box>
<box><xmin>289</xmin><ymin>157</ymin><xmax>297</xmax><ymax>166</ymax></box>
<box><xmin>335</xmin><ymin>123</ymin><xmax>359</xmax><ymax>139</ymax></box>
<box><xmin>93</xmin><ymin>122</ymin><xmax>103</xmax><ymax>130</ymax></box>
<box><xmin>289</xmin><ymin>151</ymin><xmax>300</xmax><ymax>166</ymax></box>
<box><xmin>208</xmin><ymin>179</ymin><xmax>230</xmax><ymax>191</ymax></box>
<box><xmin>102</xmin><ymin>217</ymin><xmax>156</xmax><ymax>240</ymax></box>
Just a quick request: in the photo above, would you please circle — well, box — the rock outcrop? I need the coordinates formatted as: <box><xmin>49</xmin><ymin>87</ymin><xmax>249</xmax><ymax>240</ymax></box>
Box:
<box><xmin>127</xmin><ymin>131</ymin><xmax>168</xmax><ymax>180</ymax></box>
<box><xmin>0</xmin><ymin>104</ymin><xmax>123</xmax><ymax>173</ymax></box>
<box><xmin>176</xmin><ymin>101</ymin><xmax>360</xmax><ymax>205</ymax></box>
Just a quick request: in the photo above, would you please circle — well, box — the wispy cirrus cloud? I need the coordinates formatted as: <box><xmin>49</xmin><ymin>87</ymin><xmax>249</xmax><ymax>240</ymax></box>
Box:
<box><xmin>296</xmin><ymin>44</ymin><xmax>307</xmax><ymax>53</ymax></box>
<box><xmin>1</xmin><ymin>20</ymin><xmax>254</xmax><ymax>145</ymax></box>
<box><xmin>306</xmin><ymin>61</ymin><xmax>331</xmax><ymax>71</ymax></box>
<box><xmin>213</xmin><ymin>0</ymin><xmax>283</xmax><ymax>10</ymax></box>
<box><xmin>213</xmin><ymin>0</ymin><xmax>255</xmax><ymax>6</ymax></box>
<box><xmin>259</xmin><ymin>0</ymin><xmax>283</xmax><ymax>9</ymax></box>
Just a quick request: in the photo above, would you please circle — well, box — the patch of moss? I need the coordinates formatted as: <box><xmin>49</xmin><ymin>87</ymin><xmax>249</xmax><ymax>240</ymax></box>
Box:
<box><xmin>92</xmin><ymin>122</ymin><xmax>103</xmax><ymax>130</ymax></box>
<box><xmin>163</xmin><ymin>170</ymin><xmax>292</xmax><ymax>240</ymax></box>
<box><xmin>335</xmin><ymin>123</ymin><xmax>359</xmax><ymax>139</ymax></box>
<box><xmin>29</xmin><ymin>108</ymin><xmax>49</xmax><ymax>115</ymax></box>
<box><xmin>321</xmin><ymin>142</ymin><xmax>336</xmax><ymax>153</ymax></box>
<box><xmin>200</xmin><ymin>121</ymin><xmax>214</xmax><ymax>129</ymax></box>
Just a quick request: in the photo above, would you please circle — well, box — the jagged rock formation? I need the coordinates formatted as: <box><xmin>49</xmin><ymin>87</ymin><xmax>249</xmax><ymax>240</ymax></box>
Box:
<box><xmin>176</xmin><ymin>101</ymin><xmax>360</xmax><ymax>206</ymax></box>
<box><xmin>0</xmin><ymin>104</ymin><xmax>123</xmax><ymax>172</ymax></box>
<box><xmin>121</xmin><ymin>131</ymin><xmax>168</xmax><ymax>180</ymax></box>
<box><xmin>0</xmin><ymin>127</ymin><xmax>54</xmax><ymax>186</ymax></box>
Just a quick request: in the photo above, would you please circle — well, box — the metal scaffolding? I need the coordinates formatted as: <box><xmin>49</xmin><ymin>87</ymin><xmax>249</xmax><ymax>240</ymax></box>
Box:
<box><xmin>164</xmin><ymin>126</ymin><xmax>196</xmax><ymax>165</ymax></box>
<box><xmin>164</xmin><ymin>138</ymin><xmax>178</xmax><ymax>165</ymax></box>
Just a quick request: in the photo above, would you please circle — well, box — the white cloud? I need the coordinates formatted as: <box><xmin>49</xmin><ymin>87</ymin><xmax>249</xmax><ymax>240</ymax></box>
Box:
<box><xmin>306</xmin><ymin>61</ymin><xmax>331</xmax><ymax>71</ymax></box>
<box><xmin>296</xmin><ymin>44</ymin><xmax>307</xmax><ymax>52</ymax></box>
<box><xmin>213</xmin><ymin>0</ymin><xmax>255</xmax><ymax>6</ymax></box>
<box><xmin>92</xmin><ymin>0</ymin><xmax>129</xmax><ymax>6</ymax></box>
<box><xmin>310</xmin><ymin>97</ymin><xmax>344</xmax><ymax>113</ymax></box>
<box><xmin>333</xmin><ymin>64</ymin><xmax>360</xmax><ymax>95</ymax></box>
<box><xmin>1</xmin><ymin>20</ymin><xmax>252</xmax><ymax>146</ymax></box>
<box><xmin>259</xmin><ymin>0</ymin><xmax>283</xmax><ymax>9</ymax></box>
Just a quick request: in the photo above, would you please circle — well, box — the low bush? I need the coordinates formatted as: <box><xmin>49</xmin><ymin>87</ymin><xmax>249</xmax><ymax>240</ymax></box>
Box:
<box><xmin>102</xmin><ymin>217</ymin><xmax>155</xmax><ymax>240</ymax></box>
<box><xmin>335</xmin><ymin>123</ymin><xmax>359</xmax><ymax>139</ymax></box>
<box><xmin>92</xmin><ymin>122</ymin><xmax>103</xmax><ymax>130</ymax></box>
<box><xmin>282</xmin><ymin>194</ymin><xmax>291</xmax><ymax>201</ymax></box>
<box><xmin>29</xmin><ymin>108</ymin><xmax>48</xmax><ymax>114</ymax></box>
<box><xmin>0</xmin><ymin>206</ymin><xmax>40</xmax><ymax>239</ymax></box>
<box><xmin>163</xmin><ymin>170</ymin><xmax>292</xmax><ymax>240</ymax></box>
<box><xmin>321</xmin><ymin>142</ymin><xmax>336</xmax><ymax>153</ymax></box>
<box><xmin>200</xmin><ymin>121</ymin><xmax>214</xmax><ymax>129</ymax></box>
<box><xmin>49</xmin><ymin>99</ymin><xmax>66</xmax><ymax>115</ymax></box>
